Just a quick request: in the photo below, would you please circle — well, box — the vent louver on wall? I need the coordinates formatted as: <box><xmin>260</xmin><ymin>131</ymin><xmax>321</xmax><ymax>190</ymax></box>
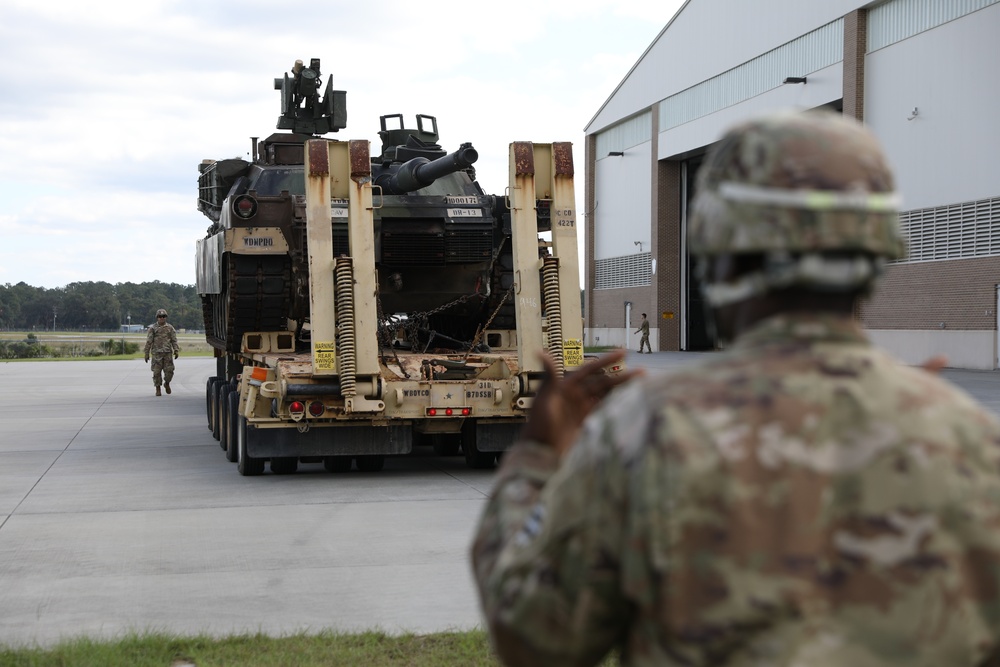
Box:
<box><xmin>895</xmin><ymin>195</ymin><xmax>1000</xmax><ymax>263</ymax></box>
<box><xmin>594</xmin><ymin>252</ymin><xmax>652</xmax><ymax>289</ymax></box>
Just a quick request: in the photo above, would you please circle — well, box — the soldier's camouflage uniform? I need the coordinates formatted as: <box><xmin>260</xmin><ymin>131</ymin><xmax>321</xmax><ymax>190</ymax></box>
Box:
<box><xmin>472</xmin><ymin>314</ymin><xmax>1000</xmax><ymax>666</ymax></box>
<box><xmin>637</xmin><ymin>318</ymin><xmax>651</xmax><ymax>354</ymax></box>
<box><xmin>472</xmin><ymin>112</ymin><xmax>1000</xmax><ymax>666</ymax></box>
<box><xmin>144</xmin><ymin>322</ymin><xmax>179</xmax><ymax>389</ymax></box>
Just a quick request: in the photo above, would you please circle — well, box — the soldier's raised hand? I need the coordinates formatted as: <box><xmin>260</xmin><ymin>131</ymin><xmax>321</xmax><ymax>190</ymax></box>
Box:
<box><xmin>521</xmin><ymin>349</ymin><xmax>642</xmax><ymax>457</ymax></box>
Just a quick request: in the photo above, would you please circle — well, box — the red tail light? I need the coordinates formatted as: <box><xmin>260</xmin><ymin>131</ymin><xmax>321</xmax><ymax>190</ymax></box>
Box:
<box><xmin>426</xmin><ymin>407</ymin><xmax>472</xmax><ymax>417</ymax></box>
<box><xmin>289</xmin><ymin>401</ymin><xmax>305</xmax><ymax>414</ymax></box>
<box><xmin>308</xmin><ymin>401</ymin><xmax>325</xmax><ymax>417</ymax></box>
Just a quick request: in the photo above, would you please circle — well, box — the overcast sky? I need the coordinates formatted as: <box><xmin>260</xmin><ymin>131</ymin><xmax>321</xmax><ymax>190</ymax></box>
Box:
<box><xmin>0</xmin><ymin>0</ymin><xmax>684</xmax><ymax>289</ymax></box>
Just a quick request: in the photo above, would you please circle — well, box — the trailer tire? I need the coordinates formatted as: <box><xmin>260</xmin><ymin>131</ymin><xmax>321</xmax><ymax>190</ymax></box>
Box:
<box><xmin>324</xmin><ymin>456</ymin><xmax>353</xmax><ymax>473</ymax></box>
<box><xmin>432</xmin><ymin>434</ymin><xmax>461</xmax><ymax>457</ymax></box>
<box><xmin>236</xmin><ymin>417</ymin><xmax>264</xmax><ymax>476</ymax></box>
<box><xmin>219</xmin><ymin>388</ymin><xmax>231</xmax><ymax>454</ymax></box>
<box><xmin>463</xmin><ymin>446</ymin><xmax>497</xmax><ymax>469</ymax></box>
<box><xmin>355</xmin><ymin>455</ymin><xmax>385</xmax><ymax>473</ymax></box>
<box><xmin>270</xmin><ymin>457</ymin><xmax>298</xmax><ymax>474</ymax></box>
<box><xmin>461</xmin><ymin>421</ymin><xmax>497</xmax><ymax>469</ymax></box>
<box><xmin>218</xmin><ymin>384</ymin><xmax>235</xmax><ymax>450</ymax></box>
<box><xmin>211</xmin><ymin>381</ymin><xmax>228</xmax><ymax>441</ymax></box>
<box><xmin>206</xmin><ymin>376</ymin><xmax>219</xmax><ymax>430</ymax></box>
<box><xmin>225</xmin><ymin>391</ymin><xmax>240</xmax><ymax>463</ymax></box>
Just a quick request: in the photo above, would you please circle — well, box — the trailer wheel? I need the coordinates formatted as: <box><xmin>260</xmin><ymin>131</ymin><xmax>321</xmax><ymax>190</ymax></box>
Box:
<box><xmin>432</xmin><ymin>434</ymin><xmax>461</xmax><ymax>457</ymax></box>
<box><xmin>211</xmin><ymin>381</ymin><xmax>228</xmax><ymax>441</ymax></box>
<box><xmin>205</xmin><ymin>376</ymin><xmax>219</xmax><ymax>430</ymax></box>
<box><xmin>323</xmin><ymin>456</ymin><xmax>353</xmax><ymax>473</ymax></box>
<box><xmin>356</xmin><ymin>455</ymin><xmax>385</xmax><ymax>473</ymax></box>
<box><xmin>463</xmin><ymin>446</ymin><xmax>497</xmax><ymax>469</ymax></box>
<box><xmin>270</xmin><ymin>457</ymin><xmax>298</xmax><ymax>474</ymax></box>
<box><xmin>218</xmin><ymin>384</ymin><xmax>234</xmax><ymax>450</ymax></box>
<box><xmin>219</xmin><ymin>388</ymin><xmax>231</xmax><ymax>454</ymax></box>
<box><xmin>236</xmin><ymin>416</ymin><xmax>264</xmax><ymax>476</ymax></box>
<box><xmin>225</xmin><ymin>392</ymin><xmax>240</xmax><ymax>463</ymax></box>
<box><xmin>461</xmin><ymin>421</ymin><xmax>497</xmax><ymax>469</ymax></box>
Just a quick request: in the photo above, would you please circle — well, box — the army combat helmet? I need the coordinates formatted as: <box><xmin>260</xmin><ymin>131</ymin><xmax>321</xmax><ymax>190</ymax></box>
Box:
<box><xmin>156</xmin><ymin>309</ymin><xmax>168</xmax><ymax>317</ymax></box>
<box><xmin>688</xmin><ymin>111</ymin><xmax>906</xmax><ymax>307</ymax></box>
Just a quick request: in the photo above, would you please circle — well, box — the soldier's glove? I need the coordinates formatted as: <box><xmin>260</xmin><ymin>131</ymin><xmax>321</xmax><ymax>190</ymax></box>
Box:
<box><xmin>174</xmin><ymin>351</ymin><xmax>179</xmax><ymax>359</ymax></box>
<box><xmin>144</xmin><ymin>356</ymin><xmax>149</xmax><ymax>363</ymax></box>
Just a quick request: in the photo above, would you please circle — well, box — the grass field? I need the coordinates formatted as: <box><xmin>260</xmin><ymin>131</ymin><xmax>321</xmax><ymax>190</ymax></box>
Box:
<box><xmin>0</xmin><ymin>331</ymin><xmax>214</xmax><ymax>360</ymax></box>
<box><xmin>0</xmin><ymin>629</ymin><xmax>623</xmax><ymax>666</ymax></box>
<box><xmin>0</xmin><ymin>630</ymin><xmax>501</xmax><ymax>667</ymax></box>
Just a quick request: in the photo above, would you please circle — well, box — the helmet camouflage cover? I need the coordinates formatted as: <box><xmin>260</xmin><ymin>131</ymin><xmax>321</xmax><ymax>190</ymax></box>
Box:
<box><xmin>156</xmin><ymin>309</ymin><xmax>168</xmax><ymax>317</ymax></box>
<box><xmin>688</xmin><ymin>111</ymin><xmax>906</xmax><ymax>260</ymax></box>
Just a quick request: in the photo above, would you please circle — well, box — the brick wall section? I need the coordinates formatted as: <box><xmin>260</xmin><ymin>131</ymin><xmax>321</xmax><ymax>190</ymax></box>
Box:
<box><xmin>657</xmin><ymin>160</ymin><xmax>682</xmax><ymax>350</ymax></box>
<box><xmin>843</xmin><ymin>9</ymin><xmax>867</xmax><ymax>122</ymax></box>
<box><xmin>860</xmin><ymin>257</ymin><xmax>1000</xmax><ymax>329</ymax></box>
<box><xmin>592</xmin><ymin>286</ymin><xmax>653</xmax><ymax>329</ymax></box>
<box><xmin>585</xmin><ymin>134</ymin><xmax>597</xmax><ymax>328</ymax></box>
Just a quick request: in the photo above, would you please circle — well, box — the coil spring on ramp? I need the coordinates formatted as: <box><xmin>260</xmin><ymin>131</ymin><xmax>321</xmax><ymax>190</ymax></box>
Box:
<box><xmin>334</xmin><ymin>258</ymin><xmax>357</xmax><ymax>397</ymax></box>
<box><xmin>541</xmin><ymin>256</ymin><xmax>564</xmax><ymax>376</ymax></box>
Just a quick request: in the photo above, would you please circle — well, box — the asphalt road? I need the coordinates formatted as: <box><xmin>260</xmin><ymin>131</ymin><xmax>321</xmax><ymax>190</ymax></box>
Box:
<box><xmin>0</xmin><ymin>352</ymin><xmax>997</xmax><ymax>648</ymax></box>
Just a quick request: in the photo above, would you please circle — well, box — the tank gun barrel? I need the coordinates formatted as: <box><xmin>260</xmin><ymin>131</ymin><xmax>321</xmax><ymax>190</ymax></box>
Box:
<box><xmin>376</xmin><ymin>143</ymin><xmax>478</xmax><ymax>195</ymax></box>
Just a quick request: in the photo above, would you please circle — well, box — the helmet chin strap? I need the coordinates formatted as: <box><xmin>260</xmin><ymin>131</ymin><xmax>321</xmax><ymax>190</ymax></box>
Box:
<box><xmin>699</xmin><ymin>253</ymin><xmax>885</xmax><ymax>308</ymax></box>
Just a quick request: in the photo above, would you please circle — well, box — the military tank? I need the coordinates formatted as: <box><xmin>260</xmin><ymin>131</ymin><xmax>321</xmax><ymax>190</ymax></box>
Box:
<box><xmin>195</xmin><ymin>58</ymin><xmax>532</xmax><ymax>355</ymax></box>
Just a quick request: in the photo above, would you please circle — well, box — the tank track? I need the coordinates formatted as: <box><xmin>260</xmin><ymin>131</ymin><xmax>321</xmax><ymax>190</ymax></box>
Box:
<box><xmin>204</xmin><ymin>254</ymin><xmax>291</xmax><ymax>353</ymax></box>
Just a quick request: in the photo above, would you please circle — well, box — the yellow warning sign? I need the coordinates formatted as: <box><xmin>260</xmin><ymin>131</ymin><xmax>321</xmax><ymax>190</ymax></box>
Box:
<box><xmin>563</xmin><ymin>338</ymin><xmax>584</xmax><ymax>368</ymax></box>
<box><xmin>314</xmin><ymin>341</ymin><xmax>337</xmax><ymax>371</ymax></box>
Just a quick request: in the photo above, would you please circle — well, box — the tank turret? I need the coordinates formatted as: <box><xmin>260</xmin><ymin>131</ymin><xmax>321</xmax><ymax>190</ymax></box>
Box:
<box><xmin>371</xmin><ymin>114</ymin><xmax>479</xmax><ymax>195</ymax></box>
<box><xmin>374</xmin><ymin>142</ymin><xmax>479</xmax><ymax>195</ymax></box>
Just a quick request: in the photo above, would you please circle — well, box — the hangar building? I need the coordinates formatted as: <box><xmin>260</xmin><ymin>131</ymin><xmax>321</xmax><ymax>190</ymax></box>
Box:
<box><xmin>583</xmin><ymin>0</ymin><xmax>1000</xmax><ymax>369</ymax></box>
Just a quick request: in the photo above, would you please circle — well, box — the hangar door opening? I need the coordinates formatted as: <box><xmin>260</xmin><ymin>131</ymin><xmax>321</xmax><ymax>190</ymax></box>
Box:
<box><xmin>683</xmin><ymin>155</ymin><xmax>715</xmax><ymax>351</ymax></box>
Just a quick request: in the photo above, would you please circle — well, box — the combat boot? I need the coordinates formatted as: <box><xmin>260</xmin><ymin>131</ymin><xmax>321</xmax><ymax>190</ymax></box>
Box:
<box><xmin>155</xmin><ymin>386</ymin><xmax>161</xmax><ymax>397</ymax></box>
<box><xmin>164</xmin><ymin>382</ymin><xmax>171</xmax><ymax>394</ymax></box>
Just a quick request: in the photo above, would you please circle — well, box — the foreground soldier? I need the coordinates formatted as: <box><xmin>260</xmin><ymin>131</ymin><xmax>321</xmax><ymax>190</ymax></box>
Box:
<box><xmin>144</xmin><ymin>308</ymin><xmax>179</xmax><ymax>396</ymax></box>
<box><xmin>471</xmin><ymin>112</ymin><xmax>1000</xmax><ymax>666</ymax></box>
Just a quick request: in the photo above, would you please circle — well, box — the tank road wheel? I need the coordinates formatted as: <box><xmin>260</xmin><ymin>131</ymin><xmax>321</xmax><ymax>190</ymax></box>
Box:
<box><xmin>236</xmin><ymin>415</ymin><xmax>264</xmax><ymax>476</ymax></box>
<box><xmin>355</xmin><ymin>455</ymin><xmax>385</xmax><ymax>473</ymax></box>
<box><xmin>323</xmin><ymin>456</ymin><xmax>353</xmax><ymax>473</ymax></box>
<box><xmin>270</xmin><ymin>457</ymin><xmax>298</xmax><ymax>474</ymax></box>
<box><xmin>461</xmin><ymin>421</ymin><xmax>497</xmax><ymax>469</ymax></box>
<box><xmin>205</xmin><ymin>376</ymin><xmax>219</xmax><ymax>430</ymax></box>
<box><xmin>225</xmin><ymin>392</ymin><xmax>240</xmax><ymax>463</ymax></box>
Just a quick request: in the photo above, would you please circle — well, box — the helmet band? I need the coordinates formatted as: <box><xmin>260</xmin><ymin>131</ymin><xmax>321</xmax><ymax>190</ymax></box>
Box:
<box><xmin>718</xmin><ymin>182</ymin><xmax>901</xmax><ymax>213</ymax></box>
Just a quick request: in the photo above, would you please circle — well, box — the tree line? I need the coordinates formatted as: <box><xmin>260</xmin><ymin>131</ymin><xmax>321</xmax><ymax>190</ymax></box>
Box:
<box><xmin>0</xmin><ymin>281</ymin><xmax>203</xmax><ymax>331</ymax></box>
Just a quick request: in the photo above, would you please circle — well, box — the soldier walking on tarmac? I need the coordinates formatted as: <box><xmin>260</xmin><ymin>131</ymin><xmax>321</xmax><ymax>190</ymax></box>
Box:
<box><xmin>634</xmin><ymin>312</ymin><xmax>651</xmax><ymax>353</ymax></box>
<box><xmin>144</xmin><ymin>308</ymin><xmax>179</xmax><ymax>396</ymax></box>
<box><xmin>471</xmin><ymin>112</ymin><xmax>1000</xmax><ymax>666</ymax></box>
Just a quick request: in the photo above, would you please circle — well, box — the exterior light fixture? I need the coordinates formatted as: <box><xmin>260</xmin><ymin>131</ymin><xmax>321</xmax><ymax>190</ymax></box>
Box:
<box><xmin>783</xmin><ymin>76</ymin><xmax>807</xmax><ymax>84</ymax></box>
<box><xmin>607</xmin><ymin>151</ymin><xmax>624</xmax><ymax>157</ymax></box>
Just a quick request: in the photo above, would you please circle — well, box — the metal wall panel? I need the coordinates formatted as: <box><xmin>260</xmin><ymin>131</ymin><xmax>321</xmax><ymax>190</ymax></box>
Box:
<box><xmin>658</xmin><ymin>19</ymin><xmax>843</xmax><ymax>131</ymax></box>
<box><xmin>869</xmin><ymin>0</ymin><xmax>1000</xmax><ymax>51</ymax></box>
<box><xmin>595</xmin><ymin>112</ymin><xmax>652</xmax><ymax>157</ymax></box>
